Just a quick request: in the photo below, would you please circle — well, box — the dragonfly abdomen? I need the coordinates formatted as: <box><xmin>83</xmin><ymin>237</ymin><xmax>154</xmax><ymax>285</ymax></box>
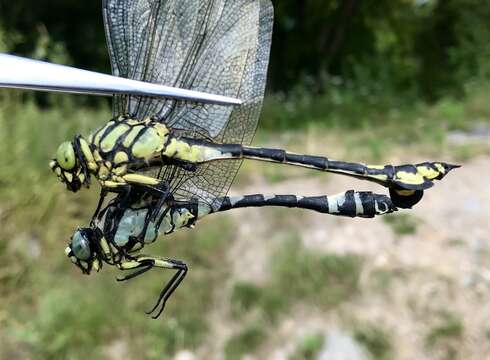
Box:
<box><xmin>173</xmin><ymin>138</ymin><xmax>458</xmax><ymax>192</ymax></box>
<box><xmin>108</xmin><ymin>202</ymin><xmax>197</xmax><ymax>248</ymax></box>
<box><xmin>216</xmin><ymin>191</ymin><xmax>395</xmax><ymax>218</ymax></box>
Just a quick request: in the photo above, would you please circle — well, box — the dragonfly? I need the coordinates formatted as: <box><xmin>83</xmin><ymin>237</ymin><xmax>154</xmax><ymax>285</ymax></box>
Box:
<box><xmin>70</xmin><ymin>187</ymin><xmax>396</xmax><ymax>318</ymax></box>
<box><xmin>0</xmin><ymin>0</ymin><xmax>458</xmax><ymax>318</ymax></box>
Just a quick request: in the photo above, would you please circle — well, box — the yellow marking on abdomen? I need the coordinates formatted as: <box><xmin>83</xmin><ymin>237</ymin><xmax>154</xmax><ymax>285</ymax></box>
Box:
<box><xmin>394</xmin><ymin>189</ymin><xmax>416</xmax><ymax>196</ymax></box>
<box><xmin>163</xmin><ymin>138</ymin><xmax>230</xmax><ymax>163</ymax></box>
<box><xmin>368</xmin><ymin>174</ymin><xmax>388</xmax><ymax>181</ymax></box>
<box><xmin>394</xmin><ymin>171</ymin><xmax>424</xmax><ymax>185</ymax></box>
<box><xmin>435</xmin><ymin>163</ymin><xmax>446</xmax><ymax>174</ymax></box>
<box><xmin>368</xmin><ymin>165</ymin><xmax>385</xmax><ymax>170</ymax></box>
<box><xmin>416</xmin><ymin>166</ymin><xmax>440</xmax><ymax>180</ymax></box>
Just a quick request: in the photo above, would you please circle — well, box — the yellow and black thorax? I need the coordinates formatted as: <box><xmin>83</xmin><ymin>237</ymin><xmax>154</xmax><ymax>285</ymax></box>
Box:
<box><xmin>85</xmin><ymin>116</ymin><xmax>170</xmax><ymax>180</ymax></box>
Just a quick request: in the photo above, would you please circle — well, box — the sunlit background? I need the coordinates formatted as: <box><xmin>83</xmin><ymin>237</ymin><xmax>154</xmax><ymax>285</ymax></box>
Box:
<box><xmin>0</xmin><ymin>1</ymin><xmax>489</xmax><ymax>359</ymax></box>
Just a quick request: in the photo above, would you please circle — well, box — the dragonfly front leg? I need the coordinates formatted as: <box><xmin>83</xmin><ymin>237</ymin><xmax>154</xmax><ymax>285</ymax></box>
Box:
<box><xmin>90</xmin><ymin>188</ymin><xmax>109</xmax><ymax>226</ymax></box>
<box><xmin>102</xmin><ymin>174</ymin><xmax>170</xmax><ymax>206</ymax></box>
<box><xmin>100</xmin><ymin>173</ymin><xmax>162</xmax><ymax>191</ymax></box>
<box><xmin>117</xmin><ymin>255</ymin><xmax>188</xmax><ymax>319</ymax></box>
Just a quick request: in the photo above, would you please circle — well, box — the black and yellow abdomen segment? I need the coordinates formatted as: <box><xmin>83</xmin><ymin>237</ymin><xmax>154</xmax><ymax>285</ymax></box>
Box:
<box><xmin>214</xmin><ymin>191</ymin><xmax>396</xmax><ymax>218</ymax></box>
<box><xmin>175</xmin><ymin>138</ymin><xmax>459</xmax><ymax>192</ymax></box>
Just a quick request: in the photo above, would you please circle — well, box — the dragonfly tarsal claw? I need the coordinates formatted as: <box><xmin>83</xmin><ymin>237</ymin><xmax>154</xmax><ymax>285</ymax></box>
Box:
<box><xmin>146</xmin><ymin>261</ymin><xmax>188</xmax><ymax>319</ymax></box>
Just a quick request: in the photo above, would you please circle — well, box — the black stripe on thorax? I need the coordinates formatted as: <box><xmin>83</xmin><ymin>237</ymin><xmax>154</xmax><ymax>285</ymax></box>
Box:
<box><xmin>97</xmin><ymin>120</ymin><xmax>119</xmax><ymax>145</ymax></box>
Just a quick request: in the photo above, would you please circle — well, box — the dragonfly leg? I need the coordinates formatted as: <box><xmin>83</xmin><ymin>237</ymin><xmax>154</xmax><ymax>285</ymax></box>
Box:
<box><xmin>90</xmin><ymin>189</ymin><xmax>108</xmax><ymax>226</ymax></box>
<box><xmin>120</xmin><ymin>174</ymin><xmax>170</xmax><ymax>199</ymax></box>
<box><xmin>145</xmin><ymin>259</ymin><xmax>187</xmax><ymax>319</ymax></box>
<box><xmin>116</xmin><ymin>259</ymin><xmax>154</xmax><ymax>281</ymax></box>
<box><xmin>117</xmin><ymin>256</ymin><xmax>188</xmax><ymax>319</ymax></box>
<box><xmin>149</xmin><ymin>184</ymin><xmax>171</xmax><ymax>222</ymax></box>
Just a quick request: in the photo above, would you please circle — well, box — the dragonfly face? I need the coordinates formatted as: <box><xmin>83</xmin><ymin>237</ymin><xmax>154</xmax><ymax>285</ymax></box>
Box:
<box><xmin>66</xmin><ymin>228</ymin><xmax>103</xmax><ymax>274</ymax></box>
<box><xmin>50</xmin><ymin>141</ymin><xmax>86</xmax><ymax>192</ymax></box>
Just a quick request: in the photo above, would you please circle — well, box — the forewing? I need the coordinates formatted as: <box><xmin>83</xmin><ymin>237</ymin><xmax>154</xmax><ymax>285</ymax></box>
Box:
<box><xmin>103</xmin><ymin>0</ymin><xmax>273</xmax><ymax>208</ymax></box>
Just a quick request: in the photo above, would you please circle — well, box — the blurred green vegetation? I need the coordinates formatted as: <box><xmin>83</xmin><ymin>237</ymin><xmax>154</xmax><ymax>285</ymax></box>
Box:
<box><xmin>425</xmin><ymin>311</ymin><xmax>464</xmax><ymax>358</ymax></box>
<box><xmin>290</xmin><ymin>333</ymin><xmax>325</xmax><ymax>360</ymax></box>
<box><xmin>224</xmin><ymin>325</ymin><xmax>266</xmax><ymax>360</ymax></box>
<box><xmin>383</xmin><ymin>213</ymin><xmax>420</xmax><ymax>236</ymax></box>
<box><xmin>230</xmin><ymin>236</ymin><xmax>362</xmax><ymax>321</ymax></box>
<box><xmin>353</xmin><ymin>323</ymin><xmax>393</xmax><ymax>360</ymax></box>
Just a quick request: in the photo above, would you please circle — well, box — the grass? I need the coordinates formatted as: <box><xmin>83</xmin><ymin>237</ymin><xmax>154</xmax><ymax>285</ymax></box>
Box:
<box><xmin>230</xmin><ymin>281</ymin><xmax>285</xmax><ymax>322</ymax></box>
<box><xmin>353</xmin><ymin>323</ymin><xmax>393</xmax><ymax>360</ymax></box>
<box><xmin>230</xmin><ymin>235</ymin><xmax>363</xmax><ymax>323</ymax></box>
<box><xmin>227</xmin><ymin>236</ymin><xmax>362</xmax><ymax>358</ymax></box>
<box><xmin>369</xmin><ymin>269</ymin><xmax>396</xmax><ymax>294</ymax></box>
<box><xmin>290</xmin><ymin>333</ymin><xmax>325</xmax><ymax>360</ymax></box>
<box><xmin>271</xmin><ymin>236</ymin><xmax>363</xmax><ymax>308</ymax></box>
<box><xmin>425</xmin><ymin>311</ymin><xmax>464</xmax><ymax>349</ymax></box>
<box><xmin>263</xmin><ymin>164</ymin><xmax>289</xmax><ymax>183</ymax></box>
<box><xmin>424</xmin><ymin>311</ymin><xmax>463</xmax><ymax>360</ymax></box>
<box><xmin>485</xmin><ymin>327</ymin><xmax>490</xmax><ymax>341</ymax></box>
<box><xmin>231</xmin><ymin>282</ymin><xmax>263</xmax><ymax>315</ymax></box>
<box><xmin>445</xmin><ymin>238</ymin><xmax>466</xmax><ymax>247</ymax></box>
<box><xmin>224</xmin><ymin>325</ymin><xmax>266</xmax><ymax>360</ymax></box>
<box><xmin>383</xmin><ymin>213</ymin><xmax>419</xmax><ymax>236</ymax></box>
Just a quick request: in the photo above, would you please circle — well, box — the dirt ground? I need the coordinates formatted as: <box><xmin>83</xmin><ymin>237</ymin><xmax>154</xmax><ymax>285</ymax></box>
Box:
<box><xmin>193</xmin><ymin>155</ymin><xmax>490</xmax><ymax>359</ymax></box>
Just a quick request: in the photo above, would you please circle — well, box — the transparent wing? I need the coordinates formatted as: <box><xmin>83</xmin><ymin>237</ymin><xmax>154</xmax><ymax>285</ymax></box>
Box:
<box><xmin>103</xmin><ymin>0</ymin><xmax>272</xmax><ymax>140</ymax></box>
<box><xmin>103</xmin><ymin>0</ymin><xmax>273</xmax><ymax>209</ymax></box>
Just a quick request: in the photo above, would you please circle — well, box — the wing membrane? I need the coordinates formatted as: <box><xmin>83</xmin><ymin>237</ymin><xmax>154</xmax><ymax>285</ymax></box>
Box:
<box><xmin>103</xmin><ymin>0</ymin><xmax>273</xmax><ymax>208</ymax></box>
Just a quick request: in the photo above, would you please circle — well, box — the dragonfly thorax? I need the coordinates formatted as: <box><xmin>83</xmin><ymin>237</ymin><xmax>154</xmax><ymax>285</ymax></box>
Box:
<box><xmin>51</xmin><ymin>116</ymin><xmax>175</xmax><ymax>192</ymax></box>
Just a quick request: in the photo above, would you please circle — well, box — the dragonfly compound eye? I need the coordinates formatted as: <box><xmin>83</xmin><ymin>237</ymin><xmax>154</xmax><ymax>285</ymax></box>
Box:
<box><xmin>56</xmin><ymin>141</ymin><xmax>76</xmax><ymax>170</ymax></box>
<box><xmin>71</xmin><ymin>230</ymin><xmax>92</xmax><ymax>261</ymax></box>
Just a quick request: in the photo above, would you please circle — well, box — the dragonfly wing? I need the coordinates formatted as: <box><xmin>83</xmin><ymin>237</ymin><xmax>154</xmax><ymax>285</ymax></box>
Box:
<box><xmin>103</xmin><ymin>0</ymin><xmax>273</xmax><ymax>209</ymax></box>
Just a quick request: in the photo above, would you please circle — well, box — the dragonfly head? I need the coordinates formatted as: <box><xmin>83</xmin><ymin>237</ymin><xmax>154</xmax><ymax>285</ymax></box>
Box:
<box><xmin>50</xmin><ymin>139</ymin><xmax>89</xmax><ymax>192</ymax></box>
<box><xmin>66</xmin><ymin>228</ymin><xmax>103</xmax><ymax>274</ymax></box>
